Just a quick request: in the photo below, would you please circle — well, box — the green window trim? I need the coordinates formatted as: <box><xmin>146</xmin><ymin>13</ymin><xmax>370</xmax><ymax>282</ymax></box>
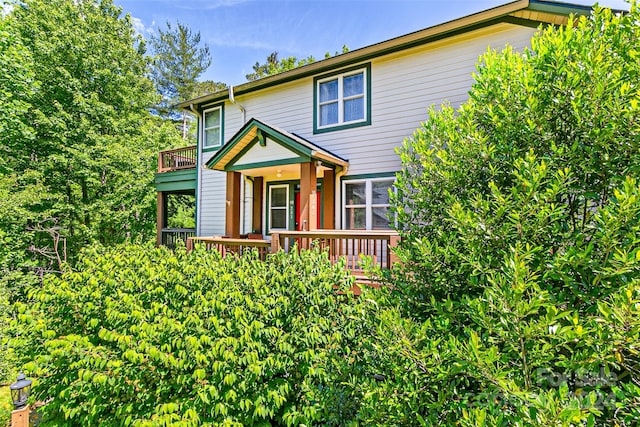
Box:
<box><xmin>341</xmin><ymin>173</ymin><xmax>396</xmax><ymax>230</ymax></box>
<box><xmin>313</xmin><ymin>63</ymin><xmax>371</xmax><ymax>134</ymax></box>
<box><xmin>202</xmin><ymin>104</ymin><xmax>224</xmax><ymax>151</ymax></box>
<box><xmin>265</xmin><ymin>181</ymin><xmax>297</xmax><ymax>234</ymax></box>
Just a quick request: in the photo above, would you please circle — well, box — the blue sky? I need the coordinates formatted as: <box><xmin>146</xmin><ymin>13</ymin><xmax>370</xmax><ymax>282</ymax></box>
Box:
<box><xmin>115</xmin><ymin>0</ymin><xmax>630</xmax><ymax>86</ymax></box>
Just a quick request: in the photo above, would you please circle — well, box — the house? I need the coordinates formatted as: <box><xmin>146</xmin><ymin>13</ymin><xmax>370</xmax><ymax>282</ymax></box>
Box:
<box><xmin>155</xmin><ymin>0</ymin><xmax>594</xmax><ymax>263</ymax></box>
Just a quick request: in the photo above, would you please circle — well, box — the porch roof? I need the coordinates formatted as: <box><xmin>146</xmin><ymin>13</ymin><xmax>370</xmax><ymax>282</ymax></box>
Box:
<box><xmin>205</xmin><ymin>118</ymin><xmax>348</xmax><ymax>172</ymax></box>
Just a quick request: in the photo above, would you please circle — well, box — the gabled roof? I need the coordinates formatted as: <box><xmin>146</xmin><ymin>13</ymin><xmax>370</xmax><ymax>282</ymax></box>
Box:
<box><xmin>179</xmin><ymin>0</ymin><xmax>608</xmax><ymax>110</ymax></box>
<box><xmin>206</xmin><ymin>118</ymin><xmax>348</xmax><ymax>172</ymax></box>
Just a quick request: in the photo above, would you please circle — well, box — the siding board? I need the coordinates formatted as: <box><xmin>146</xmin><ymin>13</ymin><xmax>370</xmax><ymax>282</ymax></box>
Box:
<box><xmin>197</xmin><ymin>23</ymin><xmax>537</xmax><ymax>233</ymax></box>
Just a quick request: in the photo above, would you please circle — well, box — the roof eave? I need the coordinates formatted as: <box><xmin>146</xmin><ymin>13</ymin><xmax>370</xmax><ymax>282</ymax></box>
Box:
<box><xmin>178</xmin><ymin>0</ymin><xmax>619</xmax><ymax>110</ymax></box>
<box><xmin>178</xmin><ymin>0</ymin><xmax>532</xmax><ymax>109</ymax></box>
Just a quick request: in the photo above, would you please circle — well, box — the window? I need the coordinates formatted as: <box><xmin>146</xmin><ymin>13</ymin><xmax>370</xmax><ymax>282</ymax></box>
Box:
<box><xmin>343</xmin><ymin>177</ymin><xmax>394</xmax><ymax>230</ymax></box>
<box><xmin>203</xmin><ymin>106</ymin><xmax>223</xmax><ymax>149</ymax></box>
<box><xmin>314</xmin><ymin>64</ymin><xmax>371</xmax><ymax>133</ymax></box>
<box><xmin>269</xmin><ymin>185</ymin><xmax>289</xmax><ymax>230</ymax></box>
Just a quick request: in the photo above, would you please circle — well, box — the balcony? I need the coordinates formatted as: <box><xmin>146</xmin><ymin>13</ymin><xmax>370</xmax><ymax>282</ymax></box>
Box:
<box><xmin>158</xmin><ymin>146</ymin><xmax>197</xmax><ymax>173</ymax></box>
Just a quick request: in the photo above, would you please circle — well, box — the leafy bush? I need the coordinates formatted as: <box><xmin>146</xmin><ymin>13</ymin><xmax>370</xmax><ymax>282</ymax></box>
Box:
<box><xmin>16</xmin><ymin>244</ymin><xmax>374</xmax><ymax>426</ymax></box>
<box><xmin>373</xmin><ymin>4</ymin><xmax>640</xmax><ymax>426</ymax></box>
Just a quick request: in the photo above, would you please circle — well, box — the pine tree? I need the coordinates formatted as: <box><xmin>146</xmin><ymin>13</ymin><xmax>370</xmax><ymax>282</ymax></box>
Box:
<box><xmin>150</xmin><ymin>21</ymin><xmax>212</xmax><ymax>138</ymax></box>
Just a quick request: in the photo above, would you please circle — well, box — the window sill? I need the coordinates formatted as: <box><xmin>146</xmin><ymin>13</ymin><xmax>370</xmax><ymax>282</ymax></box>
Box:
<box><xmin>202</xmin><ymin>145</ymin><xmax>222</xmax><ymax>153</ymax></box>
<box><xmin>314</xmin><ymin>118</ymin><xmax>370</xmax><ymax>134</ymax></box>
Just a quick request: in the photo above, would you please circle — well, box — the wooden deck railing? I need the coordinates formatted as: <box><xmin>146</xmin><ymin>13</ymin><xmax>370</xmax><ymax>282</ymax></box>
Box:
<box><xmin>271</xmin><ymin>230</ymin><xmax>400</xmax><ymax>271</ymax></box>
<box><xmin>186</xmin><ymin>236</ymin><xmax>271</xmax><ymax>259</ymax></box>
<box><xmin>161</xmin><ymin>228</ymin><xmax>196</xmax><ymax>249</ymax></box>
<box><xmin>158</xmin><ymin>146</ymin><xmax>197</xmax><ymax>172</ymax></box>
<box><xmin>186</xmin><ymin>230</ymin><xmax>400</xmax><ymax>272</ymax></box>
<box><xmin>186</xmin><ymin>231</ymin><xmax>400</xmax><ymax>292</ymax></box>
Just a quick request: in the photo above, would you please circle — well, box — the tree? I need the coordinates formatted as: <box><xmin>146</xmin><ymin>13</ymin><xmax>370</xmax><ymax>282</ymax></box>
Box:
<box><xmin>150</xmin><ymin>21</ymin><xmax>212</xmax><ymax>138</ymax></box>
<box><xmin>6</xmin><ymin>0</ymin><xmax>182</xmax><ymax>257</ymax></box>
<box><xmin>192</xmin><ymin>79</ymin><xmax>228</xmax><ymax>98</ymax></box>
<box><xmin>370</xmin><ymin>4</ymin><xmax>640</xmax><ymax>425</ymax></box>
<box><xmin>0</xmin><ymin>11</ymin><xmax>36</xmax><ymax>173</ymax></box>
<box><xmin>245</xmin><ymin>45</ymin><xmax>349</xmax><ymax>81</ymax></box>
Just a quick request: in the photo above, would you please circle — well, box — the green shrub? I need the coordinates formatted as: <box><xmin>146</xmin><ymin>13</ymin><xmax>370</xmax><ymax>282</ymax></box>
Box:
<box><xmin>373</xmin><ymin>4</ymin><xmax>640</xmax><ymax>426</ymax></box>
<box><xmin>15</xmin><ymin>244</ymin><xmax>374</xmax><ymax>426</ymax></box>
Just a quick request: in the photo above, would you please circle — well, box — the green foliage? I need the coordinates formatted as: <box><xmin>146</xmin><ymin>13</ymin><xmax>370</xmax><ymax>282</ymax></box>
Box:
<box><xmin>245</xmin><ymin>46</ymin><xmax>349</xmax><ymax>81</ymax></box>
<box><xmin>17</xmin><ymin>245</ymin><xmax>373</xmax><ymax>425</ymax></box>
<box><xmin>150</xmin><ymin>21</ymin><xmax>211</xmax><ymax>139</ymax></box>
<box><xmin>0</xmin><ymin>385</ymin><xmax>11</xmax><ymax>427</ymax></box>
<box><xmin>166</xmin><ymin>193</ymin><xmax>196</xmax><ymax>229</ymax></box>
<box><xmin>0</xmin><ymin>12</ymin><xmax>37</xmax><ymax>172</ymax></box>
<box><xmin>380</xmin><ymin>4</ymin><xmax>640</xmax><ymax>425</ymax></box>
<box><xmin>192</xmin><ymin>80</ymin><xmax>228</xmax><ymax>98</ymax></box>
<box><xmin>1</xmin><ymin>0</ymin><xmax>183</xmax><ymax>257</ymax></box>
<box><xmin>1</xmin><ymin>0</ymin><xmax>184</xmax><ymax>387</ymax></box>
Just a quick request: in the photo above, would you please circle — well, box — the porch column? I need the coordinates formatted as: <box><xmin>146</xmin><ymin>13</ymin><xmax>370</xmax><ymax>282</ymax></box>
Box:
<box><xmin>252</xmin><ymin>176</ymin><xmax>263</xmax><ymax>234</ymax></box>
<box><xmin>322</xmin><ymin>169</ymin><xmax>335</xmax><ymax>229</ymax></box>
<box><xmin>299</xmin><ymin>161</ymin><xmax>317</xmax><ymax>231</ymax></box>
<box><xmin>156</xmin><ymin>191</ymin><xmax>166</xmax><ymax>246</ymax></box>
<box><xmin>225</xmin><ymin>171</ymin><xmax>241</xmax><ymax>238</ymax></box>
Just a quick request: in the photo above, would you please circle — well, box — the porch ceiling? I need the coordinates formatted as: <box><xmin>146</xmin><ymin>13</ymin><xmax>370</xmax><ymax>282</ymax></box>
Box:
<box><xmin>206</xmin><ymin>118</ymin><xmax>348</xmax><ymax>173</ymax></box>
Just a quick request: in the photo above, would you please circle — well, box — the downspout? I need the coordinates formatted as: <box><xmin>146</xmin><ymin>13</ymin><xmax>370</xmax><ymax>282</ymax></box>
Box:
<box><xmin>229</xmin><ymin>85</ymin><xmax>246</xmax><ymax>123</ymax></box>
<box><xmin>189</xmin><ymin>103</ymin><xmax>203</xmax><ymax>236</ymax></box>
<box><xmin>229</xmin><ymin>86</ymin><xmax>248</xmax><ymax>231</ymax></box>
<box><xmin>334</xmin><ymin>164</ymin><xmax>349</xmax><ymax>230</ymax></box>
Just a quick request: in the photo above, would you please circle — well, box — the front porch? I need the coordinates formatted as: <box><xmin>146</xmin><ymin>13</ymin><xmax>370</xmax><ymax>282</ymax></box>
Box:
<box><xmin>155</xmin><ymin>118</ymin><xmax>400</xmax><ymax>276</ymax></box>
<box><xmin>185</xmin><ymin>229</ymin><xmax>400</xmax><ymax>290</ymax></box>
<box><xmin>208</xmin><ymin>119</ymin><xmax>349</xmax><ymax>239</ymax></box>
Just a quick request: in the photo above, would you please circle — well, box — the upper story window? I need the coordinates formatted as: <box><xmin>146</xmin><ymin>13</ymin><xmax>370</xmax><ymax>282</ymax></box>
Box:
<box><xmin>203</xmin><ymin>105</ymin><xmax>223</xmax><ymax>150</ymax></box>
<box><xmin>343</xmin><ymin>177</ymin><xmax>394</xmax><ymax>230</ymax></box>
<box><xmin>314</xmin><ymin>63</ymin><xmax>371</xmax><ymax>134</ymax></box>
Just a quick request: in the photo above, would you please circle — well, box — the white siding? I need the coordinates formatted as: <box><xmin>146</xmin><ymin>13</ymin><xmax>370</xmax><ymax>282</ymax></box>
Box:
<box><xmin>243</xmin><ymin>178</ymin><xmax>252</xmax><ymax>234</ymax></box>
<box><xmin>197</xmin><ymin>22</ymin><xmax>537</xmax><ymax>235</ymax></box>
<box><xmin>198</xmin><ymin>167</ymin><xmax>226</xmax><ymax>236</ymax></box>
<box><xmin>234</xmin><ymin>138</ymin><xmax>300</xmax><ymax>166</ymax></box>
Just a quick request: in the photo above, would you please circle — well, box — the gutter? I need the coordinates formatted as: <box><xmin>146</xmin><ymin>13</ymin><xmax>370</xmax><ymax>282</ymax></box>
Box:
<box><xmin>178</xmin><ymin>0</ymin><xmax>530</xmax><ymax>109</ymax></box>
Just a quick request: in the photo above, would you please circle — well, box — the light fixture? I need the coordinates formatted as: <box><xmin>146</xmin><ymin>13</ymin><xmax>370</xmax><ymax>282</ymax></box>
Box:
<box><xmin>276</xmin><ymin>169</ymin><xmax>282</xmax><ymax>178</ymax></box>
<box><xmin>10</xmin><ymin>373</ymin><xmax>32</xmax><ymax>410</ymax></box>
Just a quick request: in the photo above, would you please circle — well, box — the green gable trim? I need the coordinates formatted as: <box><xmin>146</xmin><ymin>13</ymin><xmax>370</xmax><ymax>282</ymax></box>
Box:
<box><xmin>207</xmin><ymin>118</ymin><xmax>318</xmax><ymax>170</ymax></box>
<box><xmin>226</xmin><ymin>156</ymin><xmax>310</xmax><ymax>172</ymax></box>
<box><xmin>313</xmin><ymin>63</ymin><xmax>372</xmax><ymax>135</ymax></box>
<box><xmin>224</xmin><ymin>133</ymin><xmax>311</xmax><ymax>171</ymax></box>
<box><xmin>155</xmin><ymin>169</ymin><xmax>197</xmax><ymax>192</ymax></box>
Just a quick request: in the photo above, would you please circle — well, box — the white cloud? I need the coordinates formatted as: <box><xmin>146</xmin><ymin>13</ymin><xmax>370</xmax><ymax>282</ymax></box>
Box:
<box><xmin>207</xmin><ymin>34</ymin><xmax>275</xmax><ymax>51</ymax></box>
<box><xmin>131</xmin><ymin>16</ymin><xmax>155</xmax><ymax>36</ymax></box>
<box><xmin>1</xmin><ymin>2</ymin><xmax>14</xmax><ymax>16</ymax></box>
<box><xmin>166</xmin><ymin>0</ymin><xmax>249</xmax><ymax>11</ymax></box>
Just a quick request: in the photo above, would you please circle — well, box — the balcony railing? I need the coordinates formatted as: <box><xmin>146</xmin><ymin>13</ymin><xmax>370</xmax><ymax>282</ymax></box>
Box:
<box><xmin>158</xmin><ymin>146</ymin><xmax>197</xmax><ymax>172</ymax></box>
<box><xmin>161</xmin><ymin>228</ymin><xmax>196</xmax><ymax>249</ymax></box>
